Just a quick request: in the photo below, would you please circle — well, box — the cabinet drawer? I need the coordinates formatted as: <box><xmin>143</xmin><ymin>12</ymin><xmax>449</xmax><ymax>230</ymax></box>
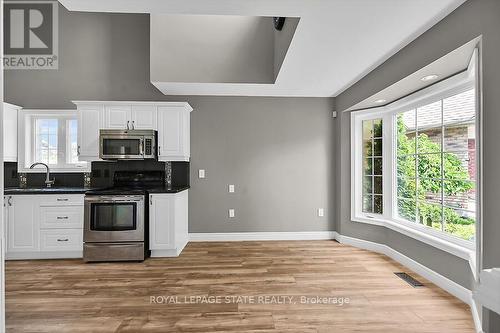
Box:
<box><xmin>40</xmin><ymin>229</ymin><xmax>83</xmax><ymax>251</ymax></box>
<box><xmin>40</xmin><ymin>206</ymin><xmax>83</xmax><ymax>229</ymax></box>
<box><xmin>38</xmin><ymin>194</ymin><xmax>84</xmax><ymax>206</ymax></box>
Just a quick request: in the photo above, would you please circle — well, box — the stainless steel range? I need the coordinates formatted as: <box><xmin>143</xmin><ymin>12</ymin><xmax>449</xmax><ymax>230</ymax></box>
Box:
<box><xmin>83</xmin><ymin>171</ymin><xmax>164</xmax><ymax>262</ymax></box>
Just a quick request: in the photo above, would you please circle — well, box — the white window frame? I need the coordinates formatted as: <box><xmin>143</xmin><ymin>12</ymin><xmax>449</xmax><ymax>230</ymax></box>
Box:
<box><xmin>351</xmin><ymin>52</ymin><xmax>480</xmax><ymax>264</ymax></box>
<box><xmin>18</xmin><ymin>109</ymin><xmax>90</xmax><ymax>173</ymax></box>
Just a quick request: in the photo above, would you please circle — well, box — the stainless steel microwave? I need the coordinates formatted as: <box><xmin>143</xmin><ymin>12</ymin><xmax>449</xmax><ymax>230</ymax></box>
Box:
<box><xmin>99</xmin><ymin>129</ymin><xmax>157</xmax><ymax>160</ymax></box>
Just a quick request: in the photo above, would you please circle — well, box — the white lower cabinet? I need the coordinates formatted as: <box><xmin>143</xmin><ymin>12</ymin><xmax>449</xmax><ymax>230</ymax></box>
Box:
<box><xmin>40</xmin><ymin>229</ymin><xmax>83</xmax><ymax>252</ymax></box>
<box><xmin>5</xmin><ymin>194</ymin><xmax>84</xmax><ymax>260</ymax></box>
<box><xmin>149</xmin><ymin>190</ymin><xmax>188</xmax><ymax>257</ymax></box>
<box><xmin>6</xmin><ymin>195</ymin><xmax>38</xmax><ymax>254</ymax></box>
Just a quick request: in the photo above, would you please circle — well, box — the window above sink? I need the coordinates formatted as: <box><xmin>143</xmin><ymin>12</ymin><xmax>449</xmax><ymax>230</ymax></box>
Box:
<box><xmin>18</xmin><ymin>110</ymin><xmax>90</xmax><ymax>173</ymax></box>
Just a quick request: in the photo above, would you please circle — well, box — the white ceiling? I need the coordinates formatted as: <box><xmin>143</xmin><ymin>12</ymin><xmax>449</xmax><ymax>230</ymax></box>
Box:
<box><xmin>59</xmin><ymin>0</ymin><xmax>467</xmax><ymax>97</ymax></box>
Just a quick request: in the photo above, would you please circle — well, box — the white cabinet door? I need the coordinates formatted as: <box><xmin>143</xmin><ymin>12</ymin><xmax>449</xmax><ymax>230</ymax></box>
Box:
<box><xmin>6</xmin><ymin>195</ymin><xmax>39</xmax><ymax>253</ymax></box>
<box><xmin>104</xmin><ymin>105</ymin><xmax>131</xmax><ymax>129</ymax></box>
<box><xmin>3</xmin><ymin>104</ymin><xmax>19</xmax><ymax>162</ymax></box>
<box><xmin>131</xmin><ymin>105</ymin><xmax>157</xmax><ymax>130</ymax></box>
<box><xmin>78</xmin><ymin>105</ymin><xmax>103</xmax><ymax>160</ymax></box>
<box><xmin>157</xmin><ymin>106</ymin><xmax>189</xmax><ymax>161</ymax></box>
<box><xmin>149</xmin><ymin>194</ymin><xmax>175</xmax><ymax>250</ymax></box>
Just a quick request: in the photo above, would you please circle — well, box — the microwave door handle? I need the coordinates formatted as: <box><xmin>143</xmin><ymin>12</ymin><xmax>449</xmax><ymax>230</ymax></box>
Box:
<box><xmin>140</xmin><ymin>138</ymin><xmax>144</xmax><ymax>157</ymax></box>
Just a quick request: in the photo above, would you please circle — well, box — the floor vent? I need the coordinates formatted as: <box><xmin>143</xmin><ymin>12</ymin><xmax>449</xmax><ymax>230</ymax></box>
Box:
<box><xmin>394</xmin><ymin>272</ymin><xmax>424</xmax><ymax>287</ymax></box>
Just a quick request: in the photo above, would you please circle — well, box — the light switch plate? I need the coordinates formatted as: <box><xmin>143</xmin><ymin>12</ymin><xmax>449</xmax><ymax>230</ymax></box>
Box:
<box><xmin>228</xmin><ymin>209</ymin><xmax>235</xmax><ymax>218</ymax></box>
<box><xmin>198</xmin><ymin>169</ymin><xmax>206</xmax><ymax>179</ymax></box>
<box><xmin>228</xmin><ymin>184</ymin><xmax>235</xmax><ymax>193</ymax></box>
<box><xmin>318</xmin><ymin>208</ymin><xmax>324</xmax><ymax>217</ymax></box>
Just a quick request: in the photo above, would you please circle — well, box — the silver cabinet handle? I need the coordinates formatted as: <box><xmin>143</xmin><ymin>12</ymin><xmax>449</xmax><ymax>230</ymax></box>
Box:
<box><xmin>77</xmin><ymin>145</ymin><xmax>81</xmax><ymax>156</ymax></box>
<box><xmin>126</xmin><ymin>120</ymin><xmax>130</xmax><ymax>130</ymax></box>
<box><xmin>158</xmin><ymin>146</ymin><xmax>161</xmax><ymax>156</ymax></box>
<box><xmin>8</xmin><ymin>196</ymin><xmax>12</xmax><ymax>206</ymax></box>
<box><xmin>57</xmin><ymin>216</ymin><xmax>69</xmax><ymax>220</ymax></box>
<box><xmin>57</xmin><ymin>198</ymin><xmax>69</xmax><ymax>201</ymax></box>
<box><xmin>132</xmin><ymin>121</ymin><xmax>135</xmax><ymax>129</ymax></box>
<box><xmin>57</xmin><ymin>238</ymin><xmax>69</xmax><ymax>242</ymax></box>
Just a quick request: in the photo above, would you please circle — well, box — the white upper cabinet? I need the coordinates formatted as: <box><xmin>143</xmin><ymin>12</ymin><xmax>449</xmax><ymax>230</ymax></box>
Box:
<box><xmin>73</xmin><ymin>101</ymin><xmax>192</xmax><ymax>162</ymax></box>
<box><xmin>104</xmin><ymin>105</ymin><xmax>131</xmax><ymax>129</ymax></box>
<box><xmin>3</xmin><ymin>103</ymin><xmax>21</xmax><ymax>162</ymax></box>
<box><xmin>76</xmin><ymin>104</ymin><xmax>103</xmax><ymax>161</ymax></box>
<box><xmin>104</xmin><ymin>104</ymin><xmax>157</xmax><ymax>130</ymax></box>
<box><xmin>131</xmin><ymin>105</ymin><xmax>157</xmax><ymax>130</ymax></box>
<box><xmin>157</xmin><ymin>106</ymin><xmax>190</xmax><ymax>162</ymax></box>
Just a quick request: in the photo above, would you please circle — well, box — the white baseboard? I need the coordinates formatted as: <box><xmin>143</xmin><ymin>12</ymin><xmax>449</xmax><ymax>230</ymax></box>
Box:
<box><xmin>470</xmin><ymin>299</ymin><xmax>484</xmax><ymax>333</ymax></box>
<box><xmin>189</xmin><ymin>231</ymin><xmax>337</xmax><ymax>242</ymax></box>
<box><xmin>186</xmin><ymin>231</ymin><xmax>481</xmax><ymax>332</ymax></box>
<box><xmin>336</xmin><ymin>234</ymin><xmax>471</xmax><ymax>303</ymax></box>
<box><xmin>151</xmin><ymin>239</ymin><xmax>188</xmax><ymax>258</ymax></box>
<box><xmin>335</xmin><ymin>234</ymin><xmax>482</xmax><ymax>333</ymax></box>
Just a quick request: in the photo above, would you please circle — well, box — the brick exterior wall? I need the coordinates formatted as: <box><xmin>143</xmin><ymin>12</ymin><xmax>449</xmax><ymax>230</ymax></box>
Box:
<box><xmin>421</xmin><ymin>126</ymin><xmax>474</xmax><ymax>211</ymax></box>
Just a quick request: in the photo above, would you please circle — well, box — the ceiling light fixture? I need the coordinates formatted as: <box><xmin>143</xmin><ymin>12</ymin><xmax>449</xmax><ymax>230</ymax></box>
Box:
<box><xmin>374</xmin><ymin>99</ymin><xmax>386</xmax><ymax>104</ymax></box>
<box><xmin>421</xmin><ymin>74</ymin><xmax>439</xmax><ymax>82</ymax></box>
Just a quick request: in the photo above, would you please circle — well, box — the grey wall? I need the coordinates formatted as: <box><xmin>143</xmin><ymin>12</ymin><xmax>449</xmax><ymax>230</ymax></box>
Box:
<box><xmin>335</xmin><ymin>0</ymin><xmax>500</xmax><ymax>331</ymax></box>
<box><xmin>273</xmin><ymin>17</ymin><xmax>300</xmax><ymax>81</ymax></box>
<box><xmin>4</xmin><ymin>5</ymin><xmax>336</xmax><ymax>233</ymax></box>
<box><xmin>150</xmin><ymin>15</ymin><xmax>275</xmax><ymax>84</ymax></box>
<box><xmin>187</xmin><ymin>96</ymin><xmax>334</xmax><ymax>232</ymax></box>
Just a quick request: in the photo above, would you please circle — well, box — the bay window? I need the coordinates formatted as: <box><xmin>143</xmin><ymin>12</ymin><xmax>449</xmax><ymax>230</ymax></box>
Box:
<box><xmin>351</xmin><ymin>63</ymin><xmax>480</xmax><ymax>254</ymax></box>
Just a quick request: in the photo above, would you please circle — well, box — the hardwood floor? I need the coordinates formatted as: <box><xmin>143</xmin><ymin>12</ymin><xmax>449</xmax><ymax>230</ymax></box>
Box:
<box><xmin>6</xmin><ymin>241</ymin><xmax>475</xmax><ymax>332</ymax></box>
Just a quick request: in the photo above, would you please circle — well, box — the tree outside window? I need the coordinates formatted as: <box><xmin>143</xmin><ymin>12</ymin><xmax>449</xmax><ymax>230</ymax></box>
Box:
<box><xmin>396</xmin><ymin>89</ymin><xmax>476</xmax><ymax>241</ymax></box>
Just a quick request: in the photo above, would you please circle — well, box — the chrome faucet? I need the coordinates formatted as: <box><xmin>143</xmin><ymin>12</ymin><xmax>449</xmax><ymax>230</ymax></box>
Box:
<box><xmin>29</xmin><ymin>163</ymin><xmax>55</xmax><ymax>188</ymax></box>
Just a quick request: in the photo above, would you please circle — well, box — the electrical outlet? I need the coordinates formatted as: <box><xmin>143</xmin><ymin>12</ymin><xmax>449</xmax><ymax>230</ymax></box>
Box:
<box><xmin>318</xmin><ymin>208</ymin><xmax>324</xmax><ymax>217</ymax></box>
<box><xmin>198</xmin><ymin>169</ymin><xmax>206</xmax><ymax>179</ymax></box>
<box><xmin>228</xmin><ymin>184</ymin><xmax>235</xmax><ymax>193</ymax></box>
<box><xmin>228</xmin><ymin>209</ymin><xmax>235</xmax><ymax>218</ymax></box>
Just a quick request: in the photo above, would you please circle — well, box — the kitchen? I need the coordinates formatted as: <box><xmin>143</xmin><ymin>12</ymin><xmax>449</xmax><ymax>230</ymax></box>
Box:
<box><xmin>4</xmin><ymin>101</ymin><xmax>191</xmax><ymax>262</ymax></box>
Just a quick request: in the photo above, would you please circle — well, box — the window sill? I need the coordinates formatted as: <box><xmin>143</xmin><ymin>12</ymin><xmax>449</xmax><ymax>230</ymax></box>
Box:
<box><xmin>352</xmin><ymin>215</ymin><xmax>476</xmax><ymax>273</ymax></box>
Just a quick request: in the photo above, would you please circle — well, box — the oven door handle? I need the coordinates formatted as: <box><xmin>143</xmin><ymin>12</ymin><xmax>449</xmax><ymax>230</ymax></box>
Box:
<box><xmin>85</xmin><ymin>197</ymin><xmax>144</xmax><ymax>203</ymax></box>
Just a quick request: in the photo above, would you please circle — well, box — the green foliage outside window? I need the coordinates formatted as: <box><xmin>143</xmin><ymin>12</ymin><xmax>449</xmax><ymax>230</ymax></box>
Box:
<box><xmin>396</xmin><ymin>115</ymin><xmax>475</xmax><ymax>241</ymax></box>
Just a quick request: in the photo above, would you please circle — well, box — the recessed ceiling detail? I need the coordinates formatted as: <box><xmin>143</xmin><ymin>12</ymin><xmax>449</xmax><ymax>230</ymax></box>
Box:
<box><xmin>346</xmin><ymin>38</ymin><xmax>479</xmax><ymax>112</ymax></box>
<box><xmin>150</xmin><ymin>15</ymin><xmax>299</xmax><ymax>87</ymax></box>
<box><xmin>59</xmin><ymin>0</ymin><xmax>467</xmax><ymax>97</ymax></box>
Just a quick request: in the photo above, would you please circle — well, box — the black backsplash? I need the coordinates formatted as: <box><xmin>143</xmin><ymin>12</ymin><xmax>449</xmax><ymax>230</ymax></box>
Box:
<box><xmin>4</xmin><ymin>161</ymin><xmax>190</xmax><ymax>189</ymax></box>
<box><xmin>4</xmin><ymin>163</ymin><xmax>20</xmax><ymax>188</ymax></box>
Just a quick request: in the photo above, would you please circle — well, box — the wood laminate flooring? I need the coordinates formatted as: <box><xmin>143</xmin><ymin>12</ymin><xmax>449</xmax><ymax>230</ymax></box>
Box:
<box><xmin>6</xmin><ymin>241</ymin><xmax>475</xmax><ymax>332</ymax></box>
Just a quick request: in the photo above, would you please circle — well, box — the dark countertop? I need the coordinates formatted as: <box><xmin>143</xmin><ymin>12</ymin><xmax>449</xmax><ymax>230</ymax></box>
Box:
<box><xmin>4</xmin><ymin>186</ymin><xmax>190</xmax><ymax>195</ymax></box>
<box><xmin>4</xmin><ymin>187</ymin><xmax>95</xmax><ymax>195</ymax></box>
<box><xmin>146</xmin><ymin>186</ymin><xmax>190</xmax><ymax>194</ymax></box>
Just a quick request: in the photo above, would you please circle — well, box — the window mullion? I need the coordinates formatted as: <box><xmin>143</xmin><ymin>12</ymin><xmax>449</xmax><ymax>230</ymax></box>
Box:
<box><xmin>58</xmin><ymin>118</ymin><xmax>65</xmax><ymax>166</ymax></box>
<box><xmin>384</xmin><ymin>112</ymin><xmax>393</xmax><ymax>220</ymax></box>
<box><xmin>440</xmin><ymin>99</ymin><xmax>445</xmax><ymax>232</ymax></box>
<box><xmin>415</xmin><ymin>108</ymin><xmax>419</xmax><ymax>224</ymax></box>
